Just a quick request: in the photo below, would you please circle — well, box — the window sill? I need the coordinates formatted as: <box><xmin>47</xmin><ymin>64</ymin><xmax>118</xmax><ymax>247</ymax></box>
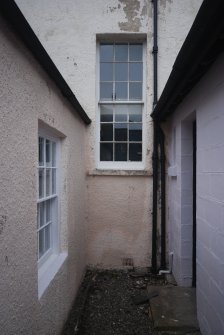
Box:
<box><xmin>38</xmin><ymin>252</ymin><xmax>68</xmax><ymax>299</ymax></box>
<box><xmin>87</xmin><ymin>169</ymin><xmax>152</xmax><ymax>176</ymax></box>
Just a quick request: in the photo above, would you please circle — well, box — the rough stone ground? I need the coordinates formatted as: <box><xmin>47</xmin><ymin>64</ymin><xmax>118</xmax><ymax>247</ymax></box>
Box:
<box><xmin>62</xmin><ymin>269</ymin><xmax>166</xmax><ymax>335</ymax></box>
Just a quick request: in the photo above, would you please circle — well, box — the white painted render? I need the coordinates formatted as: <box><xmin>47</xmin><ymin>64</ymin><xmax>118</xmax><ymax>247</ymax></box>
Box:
<box><xmin>15</xmin><ymin>0</ymin><xmax>202</xmax><ymax>268</ymax></box>
<box><xmin>165</xmin><ymin>54</ymin><xmax>224</xmax><ymax>334</ymax></box>
<box><xmin>0</xmin><ymin>17</ymin><xmax>87</xmax><ymax>335</ymax></box>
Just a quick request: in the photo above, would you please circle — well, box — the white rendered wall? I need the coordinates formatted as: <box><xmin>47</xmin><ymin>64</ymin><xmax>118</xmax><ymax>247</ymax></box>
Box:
<box><xmin>15</xmin><ymin>0</ymin><xmax>202</xmax><ymax>268</ymax></box>
<box><xmin>165</xmin><ymin>54</ymin><xmax>224</xmax><ymax>334</ymax></box>
<box><xmin>0</xmin><ymin>18</ymin><xmax>87</xmax><ymax>335</ymax></box>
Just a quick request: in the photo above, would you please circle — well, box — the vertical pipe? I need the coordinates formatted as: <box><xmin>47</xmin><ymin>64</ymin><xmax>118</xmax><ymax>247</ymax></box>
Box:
<box><xmin>151</xmin><ymin>0</ymin><xmax>158</xmax><ymax>274</ymax></box>
<box><xmin>152</xmin><ymin>122</ymin><xmax>158</xmax><ymax>273</ymax></box>
<box><xmin>159</xmin><ymin>126</ymin><xmax>166</xmax><ymax>269</ymax></box>
<box><xmin>192</xmin><ymin>121</ymin><xmax>197</xmax><ymax>287</ymax></box>
<box><xmin>152</xmin><ymin>0</ymin><xmax>158</xmax><ymax>107</ymax></box>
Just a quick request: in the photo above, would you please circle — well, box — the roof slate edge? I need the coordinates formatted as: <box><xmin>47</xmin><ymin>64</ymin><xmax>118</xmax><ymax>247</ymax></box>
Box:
<box><xmin>151</xmin><ymin>0</ymin><xmax>224</xmax><ymax>122</ymax></box>
<box><xmin>0</xmin><ymin>0</ymin><xmax>91</xmax><ymax>125</ymax></box>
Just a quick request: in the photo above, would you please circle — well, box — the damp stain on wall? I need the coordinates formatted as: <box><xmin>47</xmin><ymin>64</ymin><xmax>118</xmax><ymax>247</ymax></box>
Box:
<box><xmin>108</xmin><ymin>4</ymin><xmax>121</xmax><ymax>12</ymax></box>
<box><xmin>160</xmin><ymin>0</ymin><xmax>173</xmax><ymax>10</ymax></box>
<box><xmin>118</xmin><ymin>0</ymin><xmax>143</xmax><ymax>32</ymax></box>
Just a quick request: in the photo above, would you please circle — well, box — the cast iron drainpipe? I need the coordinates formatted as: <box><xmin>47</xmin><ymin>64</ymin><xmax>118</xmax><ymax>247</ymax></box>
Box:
<box><xmin>152</xmin><ymin>121</ymin><xmax>159</xmax><ymax>273</ymax></box>
<box><xmin>158</xmin><ymin>125</ymin><xmax>166</xmax><ymax>270</ymax></box>
<box><xmin>151</xmin><ymin>0</ymin><xmax>167</xmax><ymax>274</ymax></box>
<box><xmin>151</xmin><ymin>0</ymin><xmax>159</xmax><ymax>274</ymax></box>
<box><xmin>152</xmin><ymin>123</ymin><xmax>167</xmax><ymax>274</ymax></box>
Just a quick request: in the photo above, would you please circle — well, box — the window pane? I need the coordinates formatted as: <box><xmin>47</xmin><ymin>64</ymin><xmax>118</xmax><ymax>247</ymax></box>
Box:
<box><xmin>100</xmin><ymin>44</ymin><xmax>113</xmax><ymax>62</ymax></box>
<box><xmin>100</xmin><ymin>105</ymin><xmax>113</xmax><ymax>122</ymax></box>
<box><xmin>45</xmin><ymin>225</ymin><xmax>51</xmax><ymax>251</ymax></box>
<box><xmin>115</xmin><ymin>63</ymin><xmax>128</xmax><ymax>81</ymax></box>
<box><xmin>46</xmin><ymin>169</ymin><xmax>51</xmax><ymax>197</ymax></box>
<box><xmin>37</xmin><ymin>203</ymin><xmax>44</xmax><ymax>228</ymax></box>
<box><xmin>46</xmin><ymin>139</ymin><xmax>51</xmax><ymax>167</ymax></box>
<box><xmin>39</xmin><ymin>137</ymin><xmax>44</xmax><ymax>166</ymax></box>
<box><xmin>115</xmin><ymin>44</ymin><xmax>128</xmax><ymax>61</ymax></box>
<box><xmin>39</xmin><ymin>168</ymin><xmax>44</xmax><ymax>198</ymax></box>
<box><xmin>129</xmin><ymin>123</ymin><xmax>142</xmax><ymax>141</ymax></box>
<box><xmin>39</xmin><ymin>229</ymin><xmax>45</xmax><ymax>258</ymax></box>
<box><xmin>39</xmin><ymin>202</ymin><xmax>45</xmax><ymax>227</ymax></box>
<box><xmin>115</xmin><ymin>82</ymin><xmax>128</xmax><ymax>100</ymax></box>
<box><xmin>100</xmin><ymin>63</ymin><xmax>113</xmax><ymax>81</ymax></box>
<box><xmin>114</xmin><ymin>105</ymin><xmax>128</xmax><ymax>122</ymax></box>
<box><xmin>52</xmin><ymin>142</ymin><xmax>56</xmax><ymax>167</ymax></box>
<box><xmin>129</xmin><ymin>143</ymin><xmax>142</xmax><ymax>161</ymax></box>
<box><xmin>100</xmin><ymin>82</ymin><xmax>113</xmax><ymax>100</ymax></box>
<box><xmin>129</xmin><ymin>63</ymin><xmax>143</xmax><ymax>81</ymax></box>
<box><xmin>129</xmin><ymin>82</ymin><xmax>142</xmax><ymax>100</ymax></box>
<box><xmin>52</xmin><ymin>169</ymin><xmax>56</xmax><ymax>194</ymax></box>
<box><xmin>101</xmin><ymin>124</ymin><xmax>113</xmax><ymax>141</ymax></box>
<box><xmin>100</xmin><ymin>143</ymin><xmax>113</xmax><ymax>161</ymax></box>
<box><xmin>129</xmin><ymin>44</ymin><xmax>142</xmax><ymax>61</ymax></box>
<box><xmin>115</xmin><ymin>143</ymin><xmax>127</xmax><ymax>161</ymax></box>
<box><xmin>129</xmin><ymin>105</ymin><xmax>142</xmax><ymax>122</ymax></box>
<box><xmin>115</xmin><ymin>123</ymin><xmax>127</xmax><ymax>141</ymax></box>
<box><xmin>46</xmin><ymin>199</ymin><xmax>51</xmax><ymax>223</ymax></box>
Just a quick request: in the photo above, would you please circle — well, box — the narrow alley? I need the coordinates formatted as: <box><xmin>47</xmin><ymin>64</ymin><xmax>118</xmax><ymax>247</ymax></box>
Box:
<box><xmin>1</xmin><ymin>1</ymin><xmax>224</xmax><ymax>334</ymax></box>
<box><xmin>62</xmin><ymin>270</ymin><xmax>200</xmax><ymax>335</ymax></box>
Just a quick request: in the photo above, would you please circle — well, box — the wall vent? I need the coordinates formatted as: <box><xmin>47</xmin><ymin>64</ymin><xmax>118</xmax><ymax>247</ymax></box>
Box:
<box><xmin>122</xmin><ymin>258</ymin><xmax>134</xmax><ymax>267</ymax></box>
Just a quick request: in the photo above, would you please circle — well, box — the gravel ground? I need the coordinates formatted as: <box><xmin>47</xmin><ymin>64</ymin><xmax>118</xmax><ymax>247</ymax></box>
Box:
<box><xmin>62</xmin><ymin>269</ymin><xmax>165</xmax><ymax>335</ymax></box>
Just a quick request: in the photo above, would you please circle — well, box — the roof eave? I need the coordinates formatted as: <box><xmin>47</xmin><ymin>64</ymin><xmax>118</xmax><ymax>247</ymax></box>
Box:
<box><xmin>0</xmin><ymin>0</ymin><xmax>91</xmax><ymax>125</ymax></box>
<box><xmin>151</xmin><ymin>0</ymin><xmax>224</xmax><ymax>122</ymax></box>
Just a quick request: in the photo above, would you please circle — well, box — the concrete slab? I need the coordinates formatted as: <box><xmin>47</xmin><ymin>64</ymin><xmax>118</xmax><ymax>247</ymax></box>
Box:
<box><xmin>148</xmin><ymin>286</ymin><xmax>200</xmax><ymax>333</ymax></box>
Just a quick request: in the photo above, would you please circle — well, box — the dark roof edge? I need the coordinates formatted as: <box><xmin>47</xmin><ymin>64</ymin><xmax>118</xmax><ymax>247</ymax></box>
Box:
<box><xmin>151</xmin><ymin>0</ymin><xmax>224</xmax><ymax>122</ymax></box>
<box><xmin>0</xmin><ymin>0</ymin><xmax>91</xmax><ymax>125</ymax></box>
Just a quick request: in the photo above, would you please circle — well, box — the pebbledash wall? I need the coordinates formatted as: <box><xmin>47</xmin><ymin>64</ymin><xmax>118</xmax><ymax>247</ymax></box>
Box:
<box><xmin>165</xmin><ymin>54</ymin><xmax>224</xmax><ymax>334</ymax></box>
<box><xmin>16</xmin><ymin>0</ymin><xmax>202</xmax><ymax>268</ymax></box>
<box><xmin>0</xmin><ymin>17</ymin><xmax>87</xmax><ymax>335</ymax></box>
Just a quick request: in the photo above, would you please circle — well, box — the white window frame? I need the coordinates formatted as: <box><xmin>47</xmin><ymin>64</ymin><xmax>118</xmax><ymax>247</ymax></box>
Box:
<box><xmin>96</xmin><ymin>40</ymin><xmax>146</xmax><ymax>170</ymax></box>
<box><xmin>37</xmin><ymin>127</ymin><xmax>67</xmax><ymax>299</ymax></box>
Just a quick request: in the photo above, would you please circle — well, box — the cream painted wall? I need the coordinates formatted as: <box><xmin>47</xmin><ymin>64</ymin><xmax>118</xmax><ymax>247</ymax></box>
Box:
<box><xmin>86</xmin><ymin>176</ymin><xmax>152</xmax><ymax>268</ymax></box>
<box><xmin>0</xmin><ymin>18</ymin><xmax>87</xmax><ymax>335</ymax></box>
<box><xmin>157</xmin><ymin>0</ymin><xmax>203</xmax><ymax>97</ymax></box>
<box><xmin>15</xmin><ymin>0</ymin><xmax>203</xmax><ymax>268</ymax></box>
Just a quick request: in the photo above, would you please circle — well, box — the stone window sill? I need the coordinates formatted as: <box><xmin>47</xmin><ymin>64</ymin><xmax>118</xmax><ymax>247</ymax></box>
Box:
<box><xmin>38</xmin><ymin>252</ymin><xmax>68</xmax><ymax>299</ymax></box>
<box><xmin>87</xmin><ymin>169</ymin><xmax>152</xmax><ymax>176</ymax></box>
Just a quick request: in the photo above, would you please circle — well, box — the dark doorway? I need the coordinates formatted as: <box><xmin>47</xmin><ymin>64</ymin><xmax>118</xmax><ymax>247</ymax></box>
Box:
<box><xmin>192</xmin><ymin>121</ymin><xmax>196</xmax><ymax>287</ymax></box>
